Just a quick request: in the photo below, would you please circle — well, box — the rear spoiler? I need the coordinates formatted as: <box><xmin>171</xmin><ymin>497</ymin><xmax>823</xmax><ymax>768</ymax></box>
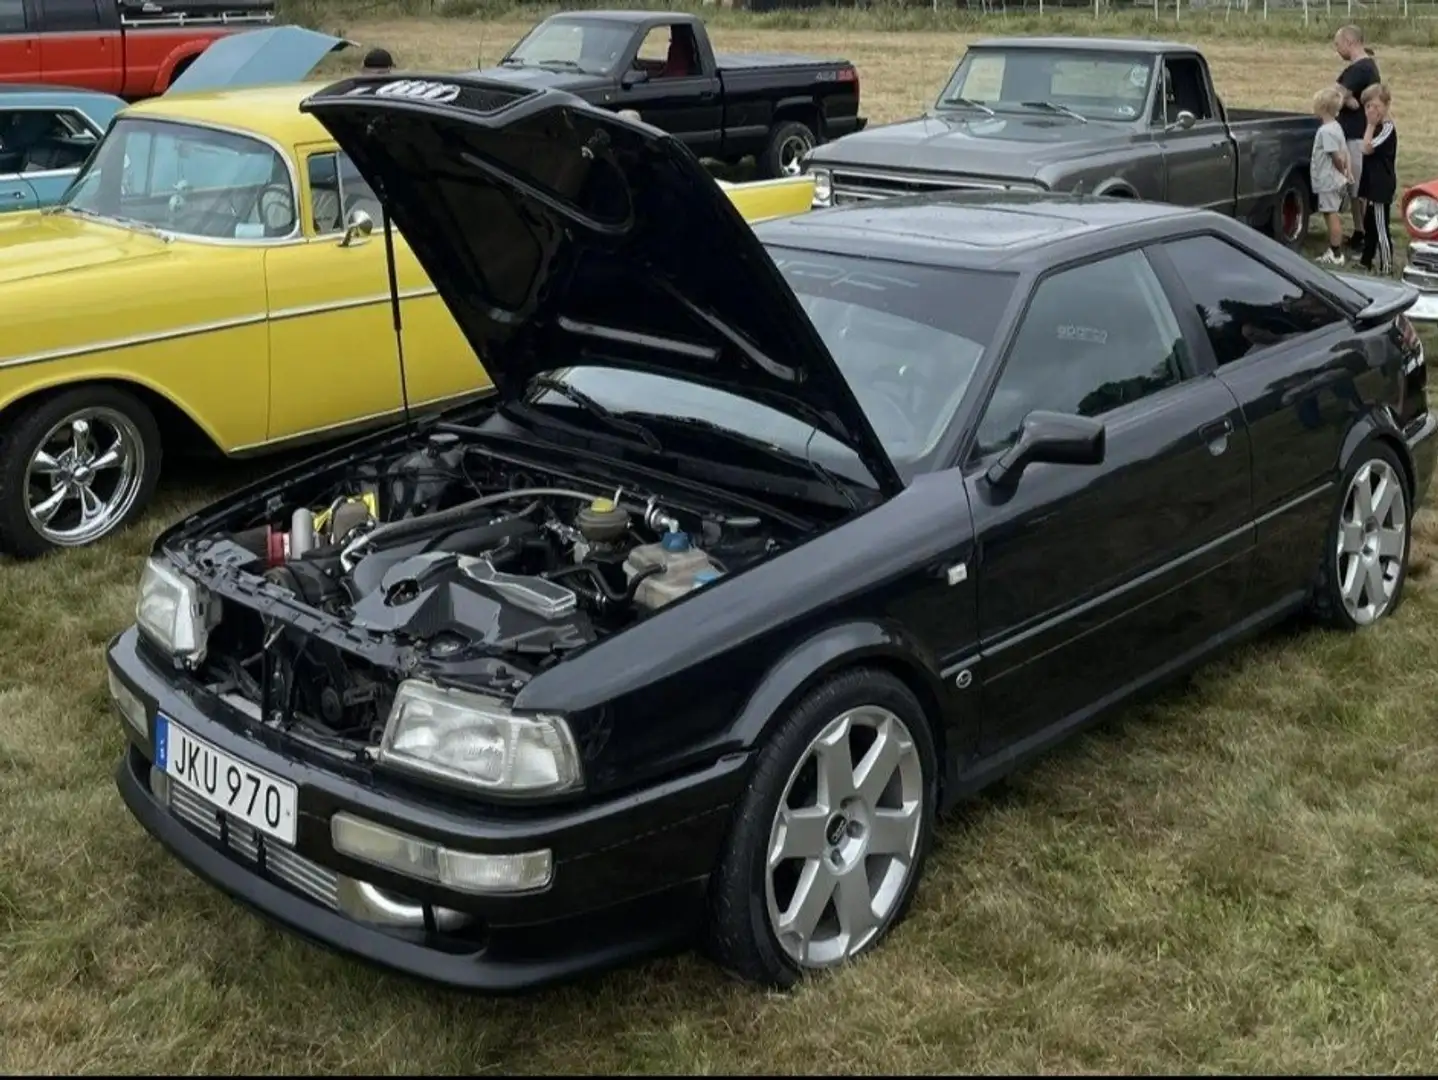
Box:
<box><xmin>1355</xmin><ymin>285</ymin><xmax>1420</xmax><ymax>326</ymax></box>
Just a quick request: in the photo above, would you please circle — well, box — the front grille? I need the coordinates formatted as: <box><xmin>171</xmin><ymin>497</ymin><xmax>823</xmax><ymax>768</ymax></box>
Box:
<box><xmin>1410</xmin><ymin>246</ymin><xmax>1438</xmax><ymax>275</ymax></box>
<box><xmin>169</xmin><ymin>783</ymin><xmax>340</xmax><ymax>910</ymax></box>
<box><xmin>829</xmin><ymin>167</ymin><xmax>1028</xmax><ymax>205</ymax></box>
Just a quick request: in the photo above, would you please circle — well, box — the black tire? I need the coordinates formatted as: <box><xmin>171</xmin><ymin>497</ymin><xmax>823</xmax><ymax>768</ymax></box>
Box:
<box><xmin>0</xmin><ymin>385</ymin><xmax>162</xmax><ymax>559</ymax></box>
<box><xmin>1309</xmin><ymin>439</ymin><xmax>1412</xmax><ymax>631</ymax></box>
<box><xmin>1272</xmin><ymin>174</ymin><xmax>1311</xmax><ymax>252</ymax></box>
<box><xmin>703</xmin><ymin>667</ymin><xmax>940</xmax><ymax>988</ymax></box>
<box><xmin>758</xmin><ymin>119</ymin><xmax>817</xmax><ymax>181</ymax></box>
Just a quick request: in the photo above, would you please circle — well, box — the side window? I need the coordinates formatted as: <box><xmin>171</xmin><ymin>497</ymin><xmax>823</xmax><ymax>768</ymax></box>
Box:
<box><xmin>38</xmin><ymin>0</ymin><xmax>102</xmax><ymax>32</ymax></box>
<box><xmin>0</xmin><ymin>0</ymin><xmax>27</xmax><ymax>33</ymax></box>
<box><xmin>308</xmin><ymin>151</ymin><xmax>383</xmax><ymax>235</ymax></box>
<box><xmin>975</xmin><ymin>249</ymin><xmax>1190</xmax><ymax>455</ymax></box>
<box><xmin>1162</xmin><ymin>235</ymin><xmax>1343</xmax><ymax>367</ymax></box>
<box><xmin>634</xmin><ymin>24</ymin><xmax>698</xmax><ymax>79</ymax></box>
<box><xmin>1156</xmin><ymin>57</ymin><xmax>1214</xmax><ymax>125</ymax></box>
<box><xmin>0</xmin><ymin>109</ymin><xmax>93</xmax><ymax>174</ymax></box>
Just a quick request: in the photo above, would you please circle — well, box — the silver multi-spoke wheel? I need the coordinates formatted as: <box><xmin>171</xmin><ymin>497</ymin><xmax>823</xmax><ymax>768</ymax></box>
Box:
<box><xmin>24</xmin><ymin>407</ymin><xmax>146</xmax><ymax>546</ymax></box>
<box><xmin>1336</xmin><ymin>458</ymin><xmax>1407</xmax><ymax>626</ymax></box>
<box><xmin>764</xmin><ymin>705</ymin><xmax>924</xmax><ymax>969</ymax></box>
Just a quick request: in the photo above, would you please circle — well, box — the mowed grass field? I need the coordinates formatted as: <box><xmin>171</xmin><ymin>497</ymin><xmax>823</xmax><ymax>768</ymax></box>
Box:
<box><xmin>6</xmin><ymin>9</ymin><xmax>1438</xmax><ymax>1073</ymax></box>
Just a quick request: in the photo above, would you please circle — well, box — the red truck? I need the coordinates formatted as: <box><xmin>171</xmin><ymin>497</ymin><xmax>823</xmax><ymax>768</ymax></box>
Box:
<box><xmin>0</xmin><ymin>0</ymin><xmax>275</xmax><ymax>99</ymax></box>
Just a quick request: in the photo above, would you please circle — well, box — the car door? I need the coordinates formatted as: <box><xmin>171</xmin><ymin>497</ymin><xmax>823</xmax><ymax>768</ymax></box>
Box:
<box><xmin>1154</xmin><ymin>55</ymin><xmax>1234</xmax><ymax>211</ymax></box>
<box><xmin>965</xmin><ymin>247</ymin><xmax>1253</xmax><ymax>757</ymax></box>
<box><xmin>616</xmin><ymin>22</ymin><xmax>722</xmax><ymax>149</ymax></box>
<box><xmin>0</xmin><ymin>172</ymin><xmax>38</xmax><ymax>210</ymax></box>
<box><xmin>36</xmin><ymin>0</ymin><xmax>119</xmax><ymax>93</ymax></box>
<box><xmin>0</xmin><ymin>0</ymin><xmax>39</xmax><ymax>85</ymax></box>
<box><xmin>1155</xmin><ymin>232</ymin><xmax>1365</xmax><ymax>615</ymax></box>
<box><xmin>263</xmin><ymin>146</ymin><xmax>480</xmax><ymax>442</ymax></box>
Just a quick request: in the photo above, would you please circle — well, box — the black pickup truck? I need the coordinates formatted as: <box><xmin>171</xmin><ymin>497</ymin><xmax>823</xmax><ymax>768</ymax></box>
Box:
<box><xmin>470</xmin><ymin>10</ymin><xmax>866</xmax><ymax>179</ymax></box>
<box><xmin>802</xmin><ymin>37</ymin><xmax>1320</xmax><ymax>250</ymax></box>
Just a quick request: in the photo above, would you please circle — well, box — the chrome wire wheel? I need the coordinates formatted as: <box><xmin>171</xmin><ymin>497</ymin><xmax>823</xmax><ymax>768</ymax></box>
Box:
<box><xmin>1336</xmin><ymin>458</ymin><xmax>1407</xmax><ymax>626</ymax></box>
<box><xmin>778</xmin><ymin>132</ymin><xmax>811</xmax><ymax>177</ymax></box>
<box><xmin>764</xmin><ymin>705</ymin><xmax>924</xmax><ymax>969</ymax></box>
<box><xmin>23</xmin><ymin>407</ymin><xmax>146</xmax><ymax>546</ymax></box>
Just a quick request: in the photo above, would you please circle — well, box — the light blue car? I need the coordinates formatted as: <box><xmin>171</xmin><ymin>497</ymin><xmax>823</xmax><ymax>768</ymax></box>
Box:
<box><xmin>0</xmin><ymin>85</ymin><xmax>125</xmax><ymax>213</ymax></box>
<box><xmin>0</xmin><ymin>26</ymin><xmax>350</xmax><ymax>214</ymax></box>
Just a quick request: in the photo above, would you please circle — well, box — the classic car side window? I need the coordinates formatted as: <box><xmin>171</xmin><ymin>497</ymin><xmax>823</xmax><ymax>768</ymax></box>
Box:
<box><xmin>0</xmin><ymin>109</ymin><xmax>95</xmax><ymax>176</ymax></box>
<box><xmin>37</xmin><ymin>0</ymin><xmax>103</xmax><ymax>32</ymax></box>
<box><xmin>1161</xmin><ymin>235</ymin><xmax>1343</xmax><ymax>367</ymax></box>
<box><xmin>1155</xmin><ymin>56</ymin><xmax>1214</xmax><ymax>126</ymax></box>
<box><xmin>0</xmin><ymin>0</ymin><xmax>26</xmax><ymax>32</ymax></box>
<box><xmin>308</xmin><ymin>151</ymin><xmax>384</xmax><ymax>235</ymax></box>
<box><xmin>974</xmin><ymin>249</ymin><xmax>1190</xmax><ymax>455</ymax></box>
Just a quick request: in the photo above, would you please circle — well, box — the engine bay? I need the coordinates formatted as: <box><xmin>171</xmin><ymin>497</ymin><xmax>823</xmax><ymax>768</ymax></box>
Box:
<box><xmin>178</xmin><ymin>428</ymin><xmax>799</xmax><ymax>747</ymax></box>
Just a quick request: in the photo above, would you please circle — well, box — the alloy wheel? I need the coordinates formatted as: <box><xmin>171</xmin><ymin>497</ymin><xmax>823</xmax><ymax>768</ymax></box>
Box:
<box><xmin>1336</xmin><ymin>458</ymin><xmax>1407</xmax><ymax>625</ymax></box>
<box><xmin>23</xmin><ymin>407</ymin><xmax>147</xmax><ymax>546</ymax></box>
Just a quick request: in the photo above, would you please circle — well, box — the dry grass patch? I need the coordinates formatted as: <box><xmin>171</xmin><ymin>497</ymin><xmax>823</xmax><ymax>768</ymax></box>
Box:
<box><xmin>4</xmin><ymin>15</ymin><xmax>1438</xmax><ymax>1075</ymax></box>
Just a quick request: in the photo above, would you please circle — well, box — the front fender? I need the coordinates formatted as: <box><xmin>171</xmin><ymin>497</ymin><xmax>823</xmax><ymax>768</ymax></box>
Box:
<box><xmin>726</xmin><ymin>619</ymin><xmax>950</xmax><ymax>753</ymax></box>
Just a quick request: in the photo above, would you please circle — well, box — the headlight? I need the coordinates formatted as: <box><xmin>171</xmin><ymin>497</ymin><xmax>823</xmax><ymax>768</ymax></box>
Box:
<box><xmin>811</xmin><ymin>167</ymin><xmax>832</xmax><ymax>207</ymax></box>
<box><xmin>1406</xmin><ymin>194</ymin><xmax>1438</xmax><ymax>236</ymax></box>
<box><xmin>135</xmin><ymin>557</ymin><xmax>216</xmax><ymax>666</ymax></box>
<box><xmin>377</xmin><ymin>680</ymin><xmax>583</xmax><ymax>797</ymax></box>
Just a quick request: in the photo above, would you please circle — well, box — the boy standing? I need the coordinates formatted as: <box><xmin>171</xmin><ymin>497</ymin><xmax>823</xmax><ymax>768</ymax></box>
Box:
<box><xmin>1357</xmin><ymin>83</ymin><xmax>1398</xmax><ymax>274</ymax></box>
<box><xmin>1333</xmin><ymin>25</ymin><xmax>1379</xmax><ymax>250</ymax></box>
<box><xmin>1312</xmin><ymin>85</ymin><xmax>1354</xmax><ymax>266</ymax></box>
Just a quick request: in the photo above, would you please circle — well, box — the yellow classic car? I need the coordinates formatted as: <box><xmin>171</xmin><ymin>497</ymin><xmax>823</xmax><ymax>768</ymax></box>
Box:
<box><xmin>0</xmin><ymin>83</ymin><xmax>815</xmax><ymax>559</ymax></box>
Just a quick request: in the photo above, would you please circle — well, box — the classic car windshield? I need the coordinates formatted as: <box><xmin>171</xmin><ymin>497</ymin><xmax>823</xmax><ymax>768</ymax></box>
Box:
<box><xmin>502</xmin><ymin>18</ymin><xmax>633</xmax><ymax>76</ymax></box>
<box><xmin>937</xmin><ymin>48</ymin><xmax>1154</xmax><ymax>121</ymax></box>
<box><xmin>60</xmin><ymin>117</ymin><xmax>297</xmax><ymax>240</ymax></box>
<box><xmin>529</xmin><ymin>250</ymin><xmax>1017</xmax><ymax>486</ymax></box>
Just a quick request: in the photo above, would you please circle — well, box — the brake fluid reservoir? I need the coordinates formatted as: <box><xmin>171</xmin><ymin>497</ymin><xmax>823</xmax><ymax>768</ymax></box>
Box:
<box><xmin>624</xmin><ymin>531</ymin><xmax>720</xmax><ymax>610</ymax></box>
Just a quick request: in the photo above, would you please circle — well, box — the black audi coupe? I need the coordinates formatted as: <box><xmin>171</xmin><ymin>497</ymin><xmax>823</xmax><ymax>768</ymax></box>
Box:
<box><xmin>106</xmin><ymin>74</ymin><xmax>1434</xmax><ymax>993</ymax></box>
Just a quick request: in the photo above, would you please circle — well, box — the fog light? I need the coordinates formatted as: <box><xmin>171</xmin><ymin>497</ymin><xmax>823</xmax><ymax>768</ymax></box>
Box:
<box><xmin>109</xmin><ymin>668</ymin><xmax>149</xmax><ymax>740</ymax></box>
<box><xmin>330</xmin><ymin>812</ymin><xmax>553</xmax><ymax>894</ymax></box>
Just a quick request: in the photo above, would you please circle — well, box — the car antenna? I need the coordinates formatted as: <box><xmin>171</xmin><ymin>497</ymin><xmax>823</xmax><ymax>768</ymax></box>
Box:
<box><xmin>375</xmin><ymin>169</ymin><xmax>416</xmax><ymax>445</ymax></box>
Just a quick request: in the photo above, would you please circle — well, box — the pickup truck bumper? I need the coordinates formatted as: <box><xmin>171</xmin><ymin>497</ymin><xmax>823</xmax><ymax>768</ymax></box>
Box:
<box><xmin>1401</xmin><ymin>241</ymin><xmax>1438</xmax><ymax>321</ymax></box>
<box><xmin>827</xmin><ymin>115</ymin><xmax>866</xmax><ymax>138</ymax></box>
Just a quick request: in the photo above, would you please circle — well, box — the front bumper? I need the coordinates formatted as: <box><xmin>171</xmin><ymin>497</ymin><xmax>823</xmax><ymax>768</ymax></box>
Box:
<box><xmin>107</xmin><ymin>626</ymin><xmax>750</xmax><ymax>992</ymax></box>
<box><xmin>1402</xmin><ymin>242</ymin><xmax>1438</xmax><ymax>321</ymax></box>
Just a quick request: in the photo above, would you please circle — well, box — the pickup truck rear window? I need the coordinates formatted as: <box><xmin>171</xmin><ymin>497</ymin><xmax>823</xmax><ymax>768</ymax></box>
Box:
<box><xmin>0</xmin><ymin>0</ymin><xmax>26</xmax><ymax>33</ymax></box>
<box><xmin>38</xmin><ymin>0</ymin><xmax>104</xmax><ymax>32</ymax></box>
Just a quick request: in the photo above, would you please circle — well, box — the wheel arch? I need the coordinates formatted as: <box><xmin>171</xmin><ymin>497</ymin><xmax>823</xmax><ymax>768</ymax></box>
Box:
<box><xmin>0</xmin><ymin>377</ymin><xmax>225</xmax><ymax>461</ymax></box>
<box><xmin>729</xmin><ymin>622</ymin><xmax>952</xmax><ymax>793</ymax></box>
<box><xmin>772</xmin><ymin>97</ymin><xmax>821</xmax><ymax>138</ymax></box>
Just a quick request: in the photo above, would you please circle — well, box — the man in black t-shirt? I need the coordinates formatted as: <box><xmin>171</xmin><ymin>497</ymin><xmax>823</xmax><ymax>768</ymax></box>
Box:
<box><xmin>1334</xmin><ymin>24</ymin><xmax>1379</xmax><ymax>250</ymax></box>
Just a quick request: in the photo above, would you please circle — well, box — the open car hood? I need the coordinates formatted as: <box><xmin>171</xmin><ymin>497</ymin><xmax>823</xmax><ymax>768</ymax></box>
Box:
<box><xmin>298</xmin><ymin>74</ymin><xmax>904</xmax><ymax>498</ymax></box>
<box><xmin>166</xmin><ymin>26</ymin><xmax>351</xmax><ymax>95</ymax></box>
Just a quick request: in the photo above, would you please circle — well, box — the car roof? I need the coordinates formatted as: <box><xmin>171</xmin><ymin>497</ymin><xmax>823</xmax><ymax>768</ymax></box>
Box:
<box><xmin>754</xmin><ymin>190</ymin><xmax>1205</xmax><ymax>271</ymax></box>
<box><xmin>969</xmin><ymin>36</ymin><xmax>1197</xmax><ymax>54</ymax></box>
<box><xmin>121</xmin><ymin>81</ymin><xmax>328</xmax><ymax>146</ymax></box>
<box><xmin>542</xmin><ymin>8</ymin><xmax>695</xmax><ymax>20</ymax></box>
<box><xmin>0</xmin><ymin>84</ymin><xmax>123</xmax><ymax>107</ymax></box>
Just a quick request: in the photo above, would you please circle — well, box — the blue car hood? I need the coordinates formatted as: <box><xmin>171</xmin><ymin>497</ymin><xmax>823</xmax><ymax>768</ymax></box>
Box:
<box><xmin>166</xmin><ymin>26</ymin><xmax>351</xmax><ymax>95</ymax></box>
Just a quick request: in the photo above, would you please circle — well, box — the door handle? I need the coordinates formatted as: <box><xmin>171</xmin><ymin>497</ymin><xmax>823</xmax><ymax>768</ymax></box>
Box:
<box><xmin>8</xmin><ymin>191</ymin><xmax>24</xmax><ymax>200</ymax></box>
<box><xmin>1199</xmin><ymin>417</ymin><xmax>1233</xmax><ymax>456</ymax></box>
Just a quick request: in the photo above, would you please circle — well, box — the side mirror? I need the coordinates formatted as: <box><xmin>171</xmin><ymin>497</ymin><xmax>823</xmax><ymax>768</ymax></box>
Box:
<box><xmin>984</xmin><ymin>410</ymin><xmax>1106</xmax><ymax>490</ymax></box>
<box><xmin>339</xmin><ymin>207</ymin><xmax>373</xmax><ymax>248</ymax></box>
<box><xmin>1173</xmin><ymin>109</ymin><xmax>1197</xmax><ymax>130</ymax></box>
<box><xmin>621</xmin><ymin>68</ymin><xmax>647</xmax><ymax>89</ymax></box>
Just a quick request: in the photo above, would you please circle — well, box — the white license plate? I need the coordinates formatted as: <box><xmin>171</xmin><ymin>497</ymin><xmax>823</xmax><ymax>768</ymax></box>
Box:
<box><xmin>156</xmin><ymin>714</ymin><xmax>298</xmax><ymax>846</ymax></box>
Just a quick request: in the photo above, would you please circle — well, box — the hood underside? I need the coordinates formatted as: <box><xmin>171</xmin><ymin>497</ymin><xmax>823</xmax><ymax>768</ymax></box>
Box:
<box><xmin>298</xmin><ymin>74</ymin><xmax>904</xmax><ymax>498</ymax></box>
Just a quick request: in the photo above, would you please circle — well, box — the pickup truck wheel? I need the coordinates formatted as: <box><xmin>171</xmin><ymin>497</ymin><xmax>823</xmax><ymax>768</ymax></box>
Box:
<box><xmin>1273</xmin><ymin>178</ymin><xmax>1310</xmax><ymax>251</ymax></box>
<box><xmin>703</xmin><ymin>668</ymin><xmax>938</xmax><ymax>988</ymax></box>
<box><xmin>760</xmin><ymin>120</ymin><xmax>817</xmax><ymax>180</ymax></box>
<box><xmin>1309</xmin><ymin>440</ymin><xmax>1411</xmax><ymax>630</ymax></box>
<box><xmin>0</xmin><ymin>386</ymin><xmax>162</xmax><ymax>559</ymax></box>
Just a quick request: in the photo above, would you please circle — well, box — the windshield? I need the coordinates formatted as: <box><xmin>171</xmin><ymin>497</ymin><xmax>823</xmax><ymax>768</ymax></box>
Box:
<box><xmin>59</xmin><ymin>117</ymin><xmax>297</xmax><ymax>240</ymax></box>
<box><xmin>502</xmin><ymin>18</ymin><xmax>632</xmax><ymax>75</ymax></box>
<box><xmin>526</xmin><ymin>248</ymin><xmax>1017</xmax><ymax>485</ymax></box>
<box><xmin>937</xmin><ymin>48</ymin><xmax>1154</xmax><ymax>122</ymax></box>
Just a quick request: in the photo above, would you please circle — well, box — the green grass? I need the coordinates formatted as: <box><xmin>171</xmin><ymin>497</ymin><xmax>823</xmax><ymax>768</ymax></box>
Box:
<box><xmin>5</xmin><ymin>12</ymin><xmax>1438</xmax><ymax>1075</ymax></box>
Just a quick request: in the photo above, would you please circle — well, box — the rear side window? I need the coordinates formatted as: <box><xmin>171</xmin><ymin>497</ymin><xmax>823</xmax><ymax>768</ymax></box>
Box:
<box><xmin>0</xmin><ymin>0</ymin><xmax>27</xmax><ymax>33</ymax></box>
<box><xmin>38</xmin><ymin>0</ymin><xmax>103</xmax><ymax>32</ymax></box>
<box><xmin>1161</xmin><ymin>235</ymin><xmax>1343</xmax><ymax>367</ymax></box>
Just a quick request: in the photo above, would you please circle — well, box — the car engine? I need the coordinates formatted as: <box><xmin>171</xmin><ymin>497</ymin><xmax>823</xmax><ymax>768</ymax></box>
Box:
<box><xmin>187</xmin><ymin>430</ymin><xmax>787</xmax><ymax>746</ymax></box>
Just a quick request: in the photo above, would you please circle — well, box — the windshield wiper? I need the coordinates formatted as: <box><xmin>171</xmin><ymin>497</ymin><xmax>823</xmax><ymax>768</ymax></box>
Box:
<box><xmin>1019</xmin><ymin>100</ymin><xmax>1088</xmax><ymax>123</ymax></box>
<box><xmin>937</xmin><ymin>95</ymin><xmax>996</xmax><ymax>116</ymax></box>
<box><xmin>635</xmin><ymin>413</ymin><xmax>862</xmax><ymax>510</ymax></box>
<box><xmin>528</xmin><ymin>376</ymin><xmax>663</xmax><ymax>452</ymax></box>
